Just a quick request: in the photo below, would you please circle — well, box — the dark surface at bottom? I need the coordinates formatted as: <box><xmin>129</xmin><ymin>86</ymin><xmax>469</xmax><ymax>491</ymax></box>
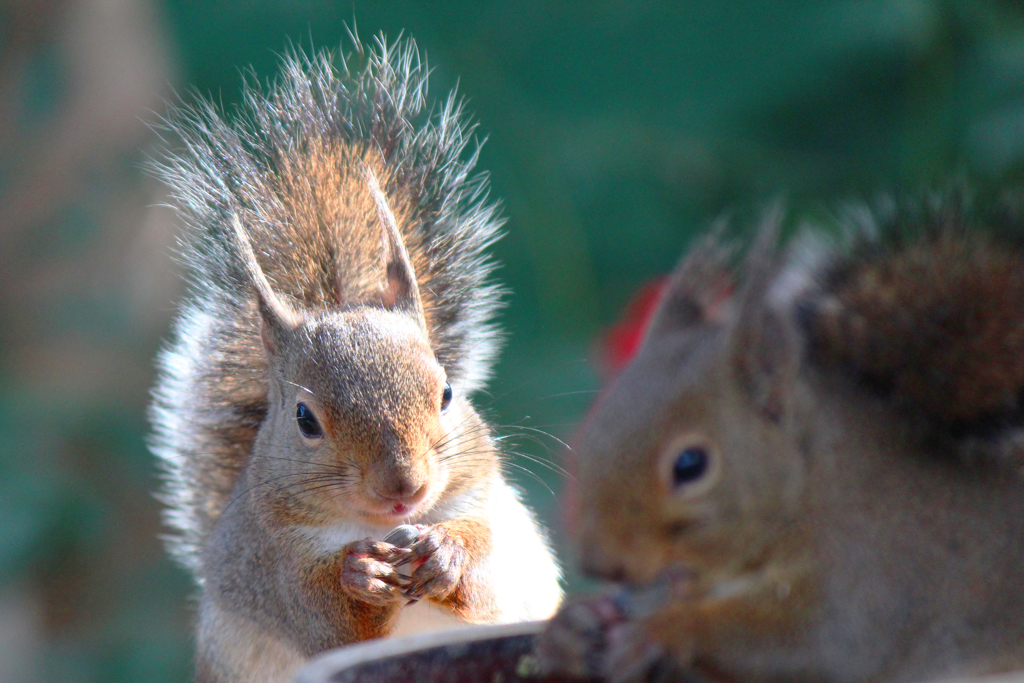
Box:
<box><xmin>324</xmin><ymin>632</ymin><xmax>599</xmax><ymax>683</ymax></box>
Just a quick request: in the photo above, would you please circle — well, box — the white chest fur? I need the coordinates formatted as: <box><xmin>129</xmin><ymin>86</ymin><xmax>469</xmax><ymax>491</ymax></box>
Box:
<box><xmin>392</xmin><ymin>600</ymin><xmax>470</xmax><ymax>637</ymax></box>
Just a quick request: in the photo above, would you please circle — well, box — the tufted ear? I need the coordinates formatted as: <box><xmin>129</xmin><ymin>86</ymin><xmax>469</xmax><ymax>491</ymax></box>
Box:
<box><xmin>727</xmin><ymin>207</ymin><xmax>800</xmax><ymax>424</ymax></box>
<box><xmin>363</xmin><ymin>165</ymin><xmax>427</xmax><ymax>331</ymax></box>
<box><xmin>644</xmin><ymin>225</ymin><xmax>736</xmax><ymax>340</ymax></box>
<box><xmin>229</xmin><ymin>215</ymin><xmax>301</xmax><ymax>356</ymax></box>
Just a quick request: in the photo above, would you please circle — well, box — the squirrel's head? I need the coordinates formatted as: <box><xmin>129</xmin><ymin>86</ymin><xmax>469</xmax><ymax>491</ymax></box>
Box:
<box><xmin>256</xmin><ymin>307</ymin><xmax>462</xmax><ymax>526</ymax></box>
<box><xmin>573</xmin><ymin>216</ymin><xmax>807</xmax><ymax>589</ymax></box>
<box><xmin>233</xmin><ymin>167</ymin><xmax>490</xmax><ymax>526</ymax></box>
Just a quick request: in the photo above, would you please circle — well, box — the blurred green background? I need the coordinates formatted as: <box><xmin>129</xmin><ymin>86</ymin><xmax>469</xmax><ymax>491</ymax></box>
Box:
<box><xmin>2</xmin><ymin>1</ymin><xmax>1024</xmax><ymax>680</ymax></box>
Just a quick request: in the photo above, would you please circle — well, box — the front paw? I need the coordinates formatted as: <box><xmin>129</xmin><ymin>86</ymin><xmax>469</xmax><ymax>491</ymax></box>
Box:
<box><xmin>536</xmin><ymin>594</ymin><xmax>622</xmax><ymax>679</ymax></box>
<box><xmin>604</xmin><ymin>621</ymin><xmax>669</xmax><ymax>683</ymax></box>
<box><xmin>537</xmin><ymin>594</ymin><xmax>666</xmax><ymax>683</ymax></box>
<box><xmin>402</xmin><ymin>524</ymin><xmax>465</xmax><ymax>602</ymax></box>
<box><xmin>339</xmin><ymin>538</ymin><xmax>411</xmax><ymax>606</ymax></box>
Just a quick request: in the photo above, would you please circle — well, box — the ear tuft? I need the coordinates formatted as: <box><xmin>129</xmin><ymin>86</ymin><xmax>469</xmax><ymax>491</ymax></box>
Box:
<box><xmin>728</xmin><ymin>207</ymin><xmax>800</xmax><ymax>423</ymax></box>
<box><xmin>645</xmin><ymin>226</ymin><xmax>736</xmax><ymax>339</ymax></box>
<box><xmin>229</xmin><ymin>215</ymin><xmax>301</xmax><ymax>356</ymax></box>
<box><xmin>362</xmin><ymin>165</ymin><xmax>427</xmax><ymax>330</ymax></box>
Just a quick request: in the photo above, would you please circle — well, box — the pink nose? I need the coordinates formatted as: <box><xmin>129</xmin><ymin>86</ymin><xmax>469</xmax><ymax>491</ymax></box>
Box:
<box><xmin>374</xmin><ymin>483</ymin><xmax>428</xmax><ymax>510</ymax></box>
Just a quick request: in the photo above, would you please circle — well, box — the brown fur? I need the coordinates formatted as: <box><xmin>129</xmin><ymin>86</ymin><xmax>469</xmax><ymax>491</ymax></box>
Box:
<box><xmin>806</xmin><ymin>235</ymin><xmax>1024</xmax><ymax>422</ymax></box>
<box><xmin>150</xmin><ymin>37</ymin><xmax>561</xmax><ymax>682</ymax></box>
<box><xmin>429</xmin><ymin>518</ymin><xmax>495</xmax><ymax>619</ymax></box>
<box><xmin>540</xmin><ymin>201</ymin><xmax>1024</xmax><ymax>683</ymax></box>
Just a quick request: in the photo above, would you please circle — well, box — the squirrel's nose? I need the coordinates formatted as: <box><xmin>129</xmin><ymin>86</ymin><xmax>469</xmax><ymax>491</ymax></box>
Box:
<box><xmin>373</xmin><ymin>480</ymin><xmax>428</xmax><ymax>507</ymax></box>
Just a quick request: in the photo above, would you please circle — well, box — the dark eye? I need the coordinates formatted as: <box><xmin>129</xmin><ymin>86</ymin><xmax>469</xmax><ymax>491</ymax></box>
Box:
<box><xmin>440</xmin><ymin>382</ymin><xmax>453</xmax><ymax>412</ymax></box>
<box><xmin>672</xmin><ymin>447</ymin><xmax>708</xmax><ymax>486</ymax></box>
<box><xmin>296</xmin><ymin>402</ymin><xmax>323</xmax><ymax>439</ymax></box>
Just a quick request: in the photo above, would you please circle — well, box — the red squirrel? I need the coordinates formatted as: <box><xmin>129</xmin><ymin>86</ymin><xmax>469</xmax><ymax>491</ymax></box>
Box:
<box><xmin>540</xmin><ymin>197</ymin><xmax>1024</xmax><ymax>682</ymax></box>
<box><xmin>148</xmin><ymin>37</ymin><xmax>561</xmax><ymax>682</ymax></box>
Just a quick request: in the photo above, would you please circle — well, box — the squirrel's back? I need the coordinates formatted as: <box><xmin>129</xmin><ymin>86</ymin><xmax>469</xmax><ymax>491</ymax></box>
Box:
<box><xmin>149</xmin><ymin>38</ymin><xmax>505</xmax><ymax>579</ymax></box>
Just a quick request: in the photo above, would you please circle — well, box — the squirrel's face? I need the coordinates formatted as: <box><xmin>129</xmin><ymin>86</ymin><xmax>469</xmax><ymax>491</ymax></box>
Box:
<box><xmin>233</xmin><ymin>164</ymin><xmax>497</xmax><ymax>526</ymax></box>
<box><xmin>572</xmin><ymin>262</ymin><xmax>805</xmax><ymax>593</ymax></box>
<box><xmin>256</xmin><ymin>307</ymin><xmax>476</xmax><ymax>525</ymax></box>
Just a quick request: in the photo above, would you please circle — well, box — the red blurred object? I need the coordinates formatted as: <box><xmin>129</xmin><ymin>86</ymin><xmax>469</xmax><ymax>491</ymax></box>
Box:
<box><xmin>598</xmin><ymin>277</ymin><xmax>670</xmax><ymax>379</ymax></box>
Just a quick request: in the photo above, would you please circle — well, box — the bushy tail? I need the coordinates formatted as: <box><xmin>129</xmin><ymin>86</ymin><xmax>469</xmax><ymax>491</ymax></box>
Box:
<box><xmin>795</xmin><ymin>191</ymin><xmax>1024</xmax><ymax>463</ymax></box>
<box><xmin>148</xmin><ymin>36</ymin><xmax>505</xmax><ymax>579</ymax></box>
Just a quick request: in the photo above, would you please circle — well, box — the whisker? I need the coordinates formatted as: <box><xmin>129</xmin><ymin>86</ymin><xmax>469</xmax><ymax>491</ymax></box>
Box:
<box><xmin>281</xmin><ymin>379</ymin><xmax>318</xmax><ymax>397</ymax></box>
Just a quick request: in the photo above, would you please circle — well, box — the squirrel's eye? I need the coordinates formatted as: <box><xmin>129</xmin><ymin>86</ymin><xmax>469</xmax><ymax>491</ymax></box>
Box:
<box><xmin>296</xmin><ymin>402</ymin><xmax>323</xmax><ymax>439</ymax></box>
<box><xmin>672</xmin><ymin>447</ymin><xmax>708</xmax><ymax>486</ymax></box>
<box><xmin>441</xmin><ymin>382</ymin><xmax>453</xmax><ymax>412</ymax></box>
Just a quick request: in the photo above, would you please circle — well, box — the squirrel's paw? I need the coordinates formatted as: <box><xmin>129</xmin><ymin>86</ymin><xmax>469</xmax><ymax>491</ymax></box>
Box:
<box><xmin>402</xmin><ymin>525</ymin><xmax>465</xmax><ymax>602</ymax></box>
<box><xmin>339</xmin><ymin>538</ymin><xmax>411</xmax><ymax>606</ymax></box>
<box><xmin>604</xmin><ymin>621</ymin><xmax>670</xmax><ymax>683</ymax></box>
<box><xmin>536</xmin><ymin>595</ymin><xmax>667</xmax><ymax>683</ymax></box>
<box><xmin>536</xmin><ymin>594</ymin><xmax>622</xmax><ymax>679</ymax></box>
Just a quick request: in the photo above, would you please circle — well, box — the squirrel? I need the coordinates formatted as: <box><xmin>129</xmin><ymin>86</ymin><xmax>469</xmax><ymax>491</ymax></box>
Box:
<box><xmin>537</xmin><ymin>193</ymin><xmax>1024</xmax><ymax>683</ymax></box>
<box><xmin>147</xmin><ymin>37</ymin><xmax>562</xmax><ymax>683</ymax></box>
